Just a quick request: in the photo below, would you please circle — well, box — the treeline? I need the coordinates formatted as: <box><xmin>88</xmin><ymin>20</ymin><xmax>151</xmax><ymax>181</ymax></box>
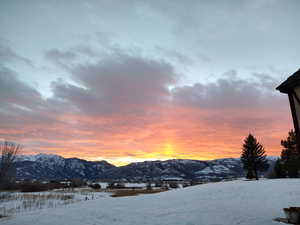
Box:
<box><xmin>269</xmin><ymin>130</ymin><xmax>300</xmax><ymax>178</ymax></box>
<box><xmin>240</xmin><ymin>130</ymin><xmax>300</xmax><ymax>179</ymax></box>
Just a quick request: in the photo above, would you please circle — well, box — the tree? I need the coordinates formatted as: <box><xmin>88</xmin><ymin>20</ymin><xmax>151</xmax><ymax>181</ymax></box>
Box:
<box><xmin>240</xmin><ymin>134</ymin><xmax>269</xmax><ymax>180</ymax></box>
<box><xmin>0</xmin><ymin>141</ymin><xmax>21</xmax><ymax>188</ymax></box>
<box><xmin>89</xmin><ymin>183</ymin><xmax>101</xmax><ymax>190</ymax></box>
<box><xmin>246</xmin><ymin>170</ymin><xmax>254</xmax><ymax>179</ymax></box>
<box><xmin>269</xmin><ymin>159</ymin><xmax>285</xmax><ymax>179</ymax></box>
<box><xmin>274</xmin><ymin>159</ymin><xmax>285</xmax><ymax>178</ymax></box>
<box><xmin>280</xmin><ymin>130</ymin><xmax>300</xmax><ymax>178</ymax></box>
<box><xmin>71</xmin><ymin>178</ymin><xmax>86</xmax><ymax>188</ymax></box>
<box><xmin>146</xmin><ymin>182</ymin><xmax>152</xmax><ymax>190</ymax></box>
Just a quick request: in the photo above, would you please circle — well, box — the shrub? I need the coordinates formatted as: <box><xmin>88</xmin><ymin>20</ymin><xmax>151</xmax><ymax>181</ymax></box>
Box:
<box><xmin>71</xmin><ymin>178</ymin><xmax>86</xmax><ymax>188</ymax></box>
<box><xmin>0</xmin><ymin>141</ymin><xmax>21</xmax><ymax>189</ymax></box>
<box><xmin>20</xmin><ymin>182</ymin><xmax>50</xmax><ymax>192</ymax></box>
<box><xmin>190</xmin><ymin>180</ymin><xmax>196</xmax><ymax>186</ymax></box>
<box><xmin>182</xmin><ymin>182</ymin><xmax>189</xmax><ymax>188</ymax></box>
<box><xmin>146</xmin><ymin>183</ymin><xmax>152</xmax><ymax>190</ymax></box>
<box><xmin>115</xmin><ymin>183</ymin><xmax>125</xmax><ymax>189</ymax></box>
<box><xmin>210</xmin><ymin>177</ymin><xmax>221</xmax><ymax>182</ymax></box>
<box><xmin>169</xmin><ymin>182</ymin><xmax>179</xmax><ymax>188</ymax></box>
<box><xmin>155</xmin><ymin>182</ymin><xmax>162</xmax><ymax>188</ymax></box>
<box><xmin>89</xmin><ymin>183</ymin><xmax>101</xmax><ymax>189</ymax></box>
<box><xmin>107</xmin><ymin>182</ymin><xmax>115</xmax><ymax>189</ymax></box>
<box><xmin>0</xmin><ymin>181</ymin><xmax>19</xmax><ymax>191</ymax></box>
<box><xmin>107</xmin><ymin>182</ymin><xmax>125</xmax><ymax>189</ymax></box>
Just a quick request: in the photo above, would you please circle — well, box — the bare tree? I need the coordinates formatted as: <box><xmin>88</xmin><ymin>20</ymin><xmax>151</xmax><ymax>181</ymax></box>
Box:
<box><xmin>0</xmin><ymin>141</ymin><xmax>22</xmax><ymax>187</ymax></box>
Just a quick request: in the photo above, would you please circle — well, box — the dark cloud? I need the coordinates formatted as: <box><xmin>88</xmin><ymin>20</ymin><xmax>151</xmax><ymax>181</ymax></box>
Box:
<box><xmin>1</xmin><ymin>0</ymin><xmax>298</xmax><ymax>162</ymax></box>
<box><xmin>51</xmin><ymin>53</ymin><xmax>178</xmax><ymax>115</ymax></box>
<box><xmin>0</xmin><ymin>47</ymin><xmax>292</xmax><ymax>160</ymax></box>
<box><xmin>252</xmin><ymin>72</ymin><xmax>279</xmax><ymax>90</ymax></box>
<box><xmin>51</xmin><ymin>79</ymin><xmax>96</xmax><ymax>114</ymax></box>
<box><xmin>0</xmin><ymin>66</ymin><xmax>42</xmax><ymax>109</ymax></box>
<box><xmin>172</xmin><ymin>72</ymin><xmax>286</xmax><ymax>110</ymax></box>
<box><xmin>0</xmin><ymin>66</ymin><xmax>65</xmax><ymax>143</ymax></box>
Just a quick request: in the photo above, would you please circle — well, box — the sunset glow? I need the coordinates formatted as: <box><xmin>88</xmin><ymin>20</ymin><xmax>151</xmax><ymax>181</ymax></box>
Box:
<box><xmin>1</xmin><ymin>0</ymin><xmax>299</xmax><ymax>166</ymax></box>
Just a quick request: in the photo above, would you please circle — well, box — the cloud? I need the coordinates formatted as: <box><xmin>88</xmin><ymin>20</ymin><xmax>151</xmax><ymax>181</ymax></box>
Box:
<box><xmin>0</xmin><ymin>43</ymin><xmax>33</xmax><ymax>66</ymax></box>
<box><xmin>155</xmin><ymin>46</ymin><xmax>195</xmax><ymax>66</ymax></box>
<box><xmin>172</xmin><ymin>71</ymin><xmax>285</xmax><ymax>110</ymax></box>
<box><xmin>165</xmin><ymin>72</ymin><xmax>290</xmax><ymax>160</ymax></box>
<box><xmin>252</xmin><ymin>72</ymin><xmax>279</xmax><ymax>90</ymax></box>
<box><xmin>0</xmin><ymin>50</ymin><xmax>178</xmax><ymax>158</ymax></box>
<box><xmin>44</xmin><ymin>49</ymin><xmax>78</xmax><ymax>69</ymax></box>
<box><xmin>0</xmin><ymin>66</ymin><xmax>62</xmax><ymax>147</ymax></box>
<box><xmin>51</xmin><ymin>53</ymin><xmax>178</xmax><ymax>116</ymax></box>
<box><xmin>0</xmin><ymin>48</ymin><xmax>292</xmax><ymax>163</ymax></box>
<box><xmin>0</xmin><ymin>66</ymin><xmax>42</xmax><ymax>109</ymax></box>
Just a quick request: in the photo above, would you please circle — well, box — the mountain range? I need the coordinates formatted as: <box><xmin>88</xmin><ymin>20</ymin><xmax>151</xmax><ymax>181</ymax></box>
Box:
<box><xmin>14</xmin><ymin>154</ymin><xmax>278</xmax><ymax>181</ymax></box>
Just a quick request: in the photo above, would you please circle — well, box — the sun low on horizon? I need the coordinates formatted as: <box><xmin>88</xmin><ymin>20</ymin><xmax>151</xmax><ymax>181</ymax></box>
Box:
<box><xmin>1</xmin><ymin>0</ymin><xmax>299</xmax><ymax>167</ymax></box>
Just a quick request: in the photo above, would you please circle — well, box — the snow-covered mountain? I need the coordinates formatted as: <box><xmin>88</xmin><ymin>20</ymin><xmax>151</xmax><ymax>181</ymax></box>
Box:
<box><xmin>16</xmin><ymin>153</ymin><xmax>64</xmax><ymax>162</ymax></box>
<box><xmin>15</xmin><ymin>154</ymin><xmax>116</xmax><ymax>180</ymax></box>
<box><xmin>14</xmin><ymin>154</ymin><xmax>278</xmax><ymax>180</ymax></box>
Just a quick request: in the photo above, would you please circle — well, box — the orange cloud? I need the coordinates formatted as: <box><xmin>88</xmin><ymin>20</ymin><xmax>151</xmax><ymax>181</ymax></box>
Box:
<box><xmin>1</xmin><ymin>102</ymin><xmax>291</xmax><ymax>166</ymax></box>
<box><xmin>0</xmin><ymin>54</ymin><xmax>293</xmax><ymax>166</ymax></box>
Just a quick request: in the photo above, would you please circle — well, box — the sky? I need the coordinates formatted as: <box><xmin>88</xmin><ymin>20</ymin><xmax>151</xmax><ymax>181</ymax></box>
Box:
<box><xmin>0</xmin><ymin>0</ymin><xmax>300</xmax><ymax>165</ymax></box>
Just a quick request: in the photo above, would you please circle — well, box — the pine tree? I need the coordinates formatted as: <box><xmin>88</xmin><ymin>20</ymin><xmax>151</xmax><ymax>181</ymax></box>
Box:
<box><xmin>281</xmin><ymin>130</ymin><xmax>300</xmax><ymax>178</ymax></box>
<box><xmin>273</xmin><ymin>159</ymin><xmax>285</xmax><ymax>178</ymax></box>
<box><xmin>240</xmin><ymin>134</ymin><xmax>269</xmax><ymax>180</ymax></box>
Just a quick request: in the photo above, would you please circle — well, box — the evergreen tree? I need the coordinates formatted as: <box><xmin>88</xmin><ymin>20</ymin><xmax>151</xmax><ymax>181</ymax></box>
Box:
<box><xmin>246</xmin><ymin>170</ymin><xmax>254</xmax><ymax>179</ymax></box>
<box><xmin>240</xmin><ymin>134</ymin><xmax>269</xmax><ymax>180</ymax></box>
<box><xmin>273</xmin><ymin>159</ymin><xmax>285</xmax><ymax>178</ymax></box>
<box><xmin>281</xmin><ymin>130</ymin><xmax>300</xmax><ymax>178</ymax></box>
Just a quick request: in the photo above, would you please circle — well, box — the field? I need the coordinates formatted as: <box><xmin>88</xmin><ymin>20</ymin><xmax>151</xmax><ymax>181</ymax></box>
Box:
<box><xmin>0</xmin><ymin>182</ymin><xmax>168</xmax><ymax>216</ymax></box>
<box><xmin>1</xmin><ymin>179</ymin><xmax>300</xmax><ymax>225</ymax></box>
<box><xmin>0</xmin><ymin>188</ymin><xmax>110</xmax><ymax>216</ymax></box>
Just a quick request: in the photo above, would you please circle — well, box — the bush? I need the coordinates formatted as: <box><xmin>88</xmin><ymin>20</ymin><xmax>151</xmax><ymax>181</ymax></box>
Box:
<box><xmin>0</xmin><ymin>181</ymin><xmax>19</xmax><ymax>191</ymax></box>
<box><xmin>146</xmin><ymin>183</ymin><xmax>152</xmax><ymax>190</ymax></box>
<box><xmin>267</xmin><ymin>171</ymin><xmax>277</xmax><ymax>179</ymax></box>
<box><xmin>71</xmin><ymin>178</ymin><xmax>86</xmax><ymax>188</ymax></box>
<box><xmin>107</xmin><ymin>182</ymin><xmax>115</xmax><ymax>189</ymax></box>
<box><xmin>210</xmin><ymin>177</ymin><xmax>221</xmax><ymax>182</ymax></box>
<box><xmin>162</xmin><ymin>184</ymin><xmax>169</xmax><ymax>190</ymax></box>
<box><xmin>169</xmin><ymin>182</ymin><xmax>179</xmax><ymax>188</ymax></box>
<box><xmin>107</xmin><ymin>182</ymin><xmax>125</xmax><ymax>189</ymax></box>
<box><xmin>115</xmin><ymin>183</ymin><xmax>125</xmax><ymax>189</ymax></box>
<box><xmin>190</xmin><ymin>180</ymin><xmax>200</xmax><ymax>186</ymax></box>
<box><xmin>89</xmin><ymin>183</ymin><xmax>101</xmax><ymax>189</ymax></box>
<box><xmin>20</xmin><ymin>182</ymin><xmax>50</xmax><ymax>192</ymax></box>
<box><xmin>182</xmin><ymin>182</ymin><xmax>189</xmax><ymax>188</ymax></box>
<box><xmin>155</xmin><ymin>182</ymin><xmax>162</xmax><ymax>188</ymax></box>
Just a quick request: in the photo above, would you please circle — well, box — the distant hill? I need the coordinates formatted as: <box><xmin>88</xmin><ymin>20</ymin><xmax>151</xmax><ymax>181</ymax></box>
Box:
<box><xmin>15</xmin><ymin>154</ymin><xmax>116</xmax><ymax>180</ymax></box>
<box><xmin>14</xmin><ymin>154</ymin><xmax>278</xmax><ymax>181</ymax></box>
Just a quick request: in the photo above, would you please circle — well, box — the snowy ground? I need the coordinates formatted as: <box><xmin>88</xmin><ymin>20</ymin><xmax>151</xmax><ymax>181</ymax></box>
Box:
<box><xmin>1</xmin><ymin>179</ymin><xmax>300</xmax><ymax>225</ymax></box>
<box><xmin>98</xmin><ymin>182</ymin><xmax>148</xmax><ymax>189</ymax></box>
<box><xmin>0</xmin><ymin>189</ymin><xmax>110</xmax><ymax>216</ymax></box>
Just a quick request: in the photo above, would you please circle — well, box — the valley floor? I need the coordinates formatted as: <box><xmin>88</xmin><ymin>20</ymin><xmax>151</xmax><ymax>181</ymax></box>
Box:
<box><xmin>1</xmin><ymin>179</ymin><xmax>300</xmax><ymax>225</ymax></box>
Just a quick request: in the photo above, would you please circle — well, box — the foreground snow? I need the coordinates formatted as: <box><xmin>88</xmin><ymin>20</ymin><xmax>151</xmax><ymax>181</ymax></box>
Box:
<box><xmin>0</xmin><ymin>189</ymin><xmax>110</xmax><ymax>216</ymax></box>
<box><xmin>2</xmin><ymin>179</ymin><xmax>300</xmax><ymax>225</ymax></box>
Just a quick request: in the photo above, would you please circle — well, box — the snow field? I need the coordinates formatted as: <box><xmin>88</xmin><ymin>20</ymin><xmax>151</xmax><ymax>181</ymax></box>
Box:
<box><xmin>0</xmin><ymin>189</ymin><xmax>110</xmax><ymax>216</ymax></box>
<box><xmin>1</xmin><ymin>179</ymin><xmax>300</xmax><ymax>225</ymax></box>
